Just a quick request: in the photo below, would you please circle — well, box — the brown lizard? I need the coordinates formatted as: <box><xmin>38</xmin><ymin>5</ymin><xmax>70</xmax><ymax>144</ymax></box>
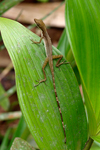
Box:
<box><xmin>32</xmin><ymin>18</ymin><xmax>68</xmax><ymax>144</ymax></box>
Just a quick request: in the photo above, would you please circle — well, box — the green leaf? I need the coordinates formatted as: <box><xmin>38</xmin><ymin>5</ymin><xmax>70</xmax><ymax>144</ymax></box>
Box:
<box><xmin>0</xmin><ymin>83</ymin><xmax>10</xmax><ymax>110</ymax></box>
<box><xmin>0</xmin><ymin>17</ymin><xmax>87</xmax><ymax>149</ymax></box>
<box><xmin>65</xmin><ymin>0</ymin><xmax>100</xmax><ymax>142</ymax></box>
<box><xmin>10</xmin><ymin>138</ymin><xmax>34</xmax><ymax>150</ymax></box>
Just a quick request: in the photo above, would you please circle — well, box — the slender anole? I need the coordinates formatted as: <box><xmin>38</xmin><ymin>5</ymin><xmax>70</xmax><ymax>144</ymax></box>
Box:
<box><xmin>32</xmin><ymin>19</ymin><xmax>68</xmax><ymax>144</ymax></box>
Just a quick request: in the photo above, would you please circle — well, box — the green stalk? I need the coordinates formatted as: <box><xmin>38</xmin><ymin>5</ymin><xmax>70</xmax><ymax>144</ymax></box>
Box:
<box><xmin>83</xmin><ymin>137</ymin><xmax>94</xmax><ymax>150</ymax></box>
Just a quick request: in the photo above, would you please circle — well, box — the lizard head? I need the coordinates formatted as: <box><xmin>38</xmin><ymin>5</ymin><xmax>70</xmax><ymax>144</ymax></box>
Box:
<box><xmin>34</xmin><ymin>19</ymin><xmax>46</xmax><ymax>31</ymax></box>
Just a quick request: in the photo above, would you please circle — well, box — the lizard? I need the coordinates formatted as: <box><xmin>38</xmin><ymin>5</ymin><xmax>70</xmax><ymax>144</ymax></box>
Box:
<box><xmin>31</xmin><ymin>18</ymin><xmax>68</xmax><ymax>144</ymax></box>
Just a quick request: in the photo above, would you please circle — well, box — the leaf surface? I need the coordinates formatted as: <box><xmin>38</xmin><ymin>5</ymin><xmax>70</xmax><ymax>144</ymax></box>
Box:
<box><xmin>0</xmin><ymin>17</ymin><xmax>87</xmax><ymax>149</ymax></box>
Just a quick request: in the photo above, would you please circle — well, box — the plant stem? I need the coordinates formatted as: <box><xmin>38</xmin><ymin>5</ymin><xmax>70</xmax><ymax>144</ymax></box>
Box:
<box><xmin>83</xmin><ymin>137</ymin><xmax>94</xmax><ymax>150</ymax></box>
<box><xmin>0</xmin><ymin>111</ymin><xmax>22</xmax><ymax>121</ymax></box>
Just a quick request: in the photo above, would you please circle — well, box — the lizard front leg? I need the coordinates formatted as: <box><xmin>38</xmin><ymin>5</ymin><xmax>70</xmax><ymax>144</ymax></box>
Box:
<box><xmin>31</xmin><ymin>36</ymin><xmax>43</xmax><ymax>44</ymax></box>
<box><xmin>31</xmin><ymin>37</ymin><xmax>49</xmax><ymax>87</ymax></box>
<box><xmin>34</xmin><ymin>57</ymin><xmax>49</xmax><ymax>87</ymax></box>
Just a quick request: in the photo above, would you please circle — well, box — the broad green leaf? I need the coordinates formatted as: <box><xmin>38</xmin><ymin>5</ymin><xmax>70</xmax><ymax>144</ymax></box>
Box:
<box><xmin>0</xmin><ymin>17</ymin><xmax>87</xmax><ymax>149</ymax></box>
<box><xmin>10</xmin><ymin>138</ymin><xmax>34</xmax><ymax>150</ymax></box>
<box><xmin>65</xmin><ymin>0</ymin><xmax>100</xmax><ymax>142</ymax></box>
<box><xmin>0</xmin><ymin>83</ymin><xmax>10</xmax><ymax>110</ymax></box>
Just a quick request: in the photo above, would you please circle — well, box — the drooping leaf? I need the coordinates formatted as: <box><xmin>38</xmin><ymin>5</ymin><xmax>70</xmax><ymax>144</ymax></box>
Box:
<box><xmin>0</xmin><ymin>17</ymin><xmax>87</xmax><ymax>149</ymax></box>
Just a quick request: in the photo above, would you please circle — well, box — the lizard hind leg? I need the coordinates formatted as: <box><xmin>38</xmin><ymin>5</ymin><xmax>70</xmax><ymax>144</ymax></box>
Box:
<box><xmin>34</xmin><ymin>57</ymin><xmax>49</xmax><ymax>87</ymax></box>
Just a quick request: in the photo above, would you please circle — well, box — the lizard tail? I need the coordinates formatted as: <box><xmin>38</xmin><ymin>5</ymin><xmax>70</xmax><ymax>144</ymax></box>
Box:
<box><xmin>51</xmin><ymin>67</ymin><xmax>66</xmax><ymax>144</ymax></box>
